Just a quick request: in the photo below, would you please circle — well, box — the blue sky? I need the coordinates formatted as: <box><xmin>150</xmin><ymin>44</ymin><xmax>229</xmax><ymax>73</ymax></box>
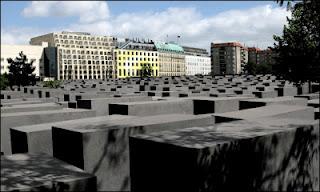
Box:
<box><xmin>1</xmin><ymin>1</ymin><xmax>290</xmax><ymax>50</ymax></box>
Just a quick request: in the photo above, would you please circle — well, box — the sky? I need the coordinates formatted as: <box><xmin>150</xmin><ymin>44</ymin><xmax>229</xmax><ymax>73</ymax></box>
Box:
<box><xmin>1</xmin><ymin>1</ymin><xmax>291</xmax><ymax>51</ymax></box>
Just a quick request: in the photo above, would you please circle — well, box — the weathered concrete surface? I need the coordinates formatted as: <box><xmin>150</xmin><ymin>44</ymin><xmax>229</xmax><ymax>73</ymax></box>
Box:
<box><xmin>240</xmin><ymin>96</ymin><xmax>308</xmax><ymax>110</ymax></box>
<box><xmin>295</xmin><ymin>92</ymin><xmax>320</xmax><ymax>100</ymax></box>
<box><xmin>52</xmin><ymin>114</ymin><xmax>215</xmax><ymax>191</ymax></box>
<box><xmin>109</xmin><ymin>99</ymin><xmax>194</xmax><ymax>116</ymax></box>
<box><xmin>129</xmin><ymin>119</ymin><xmax>319</xmax><ymax>192</ymax></box>
<box><xmin>1</xmin><ymin>103</ymin><xmax>63</xmax><ymax>113</ymax></box>
<box><xmin>1</xmin><ymin>153</ymin><xmax>97</xmax><ymax>191</ymax></box>
<box><xmin>189</xmin><ymin>96</ymin><xmax>253</xmax><ymax>114</ymax></box>
<box><xmin>214</xmin><ymin>104</ymin><xmax>314</xmax><ymax>123</ymax></box>
<box><xmin>10</xmin><ymin>115</ymin><xmax>135</xmax><ymax>155</ymax></box>
<box><xmin>77</xmin><ymin>96</ymin><xmax>152</xmax><ymax>115</ymax></box>
<box><xmin>308</xmin><ymin>99</ymin><xmax>320</xmax><ymax>108</ymax></box>
<box><xmin>1</xmin><ymin>109</ymin><xmax>96</xmax><ymax>155</ymax></box>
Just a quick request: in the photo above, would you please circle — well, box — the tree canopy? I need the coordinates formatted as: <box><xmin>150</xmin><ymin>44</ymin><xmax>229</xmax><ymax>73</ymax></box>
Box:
<box><xmin>271</xmin><ymin>0</ymin><xmax>320</xmax><ymax>84</ymax></box>
<box><xmin>0</xmin><ymin>73</ymin><xmax>9</xmax><ymax>90</ymax></box>
<box><xmin>140</xmin><ymin>64</ymin><xmax>153</xmax><ymax>78</ymax></box>
<box><xmin>7</xmin><ymin>51</ymin><xmax>36</xmax><ymax>89</ymax></box>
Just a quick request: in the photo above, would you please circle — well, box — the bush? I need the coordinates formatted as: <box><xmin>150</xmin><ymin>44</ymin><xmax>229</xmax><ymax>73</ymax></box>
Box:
<box><xmin>42</xmin><ymin>80</ymin><xmax>61</xmax><ymax>88</ymax></box>
<box><xmin>0</xmin><ymin>74</ymin><xmax>9</xmax><ymax>90</ymax></box>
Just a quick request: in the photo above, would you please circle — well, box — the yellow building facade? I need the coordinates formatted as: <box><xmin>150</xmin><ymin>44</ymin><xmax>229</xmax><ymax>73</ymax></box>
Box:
<box><xmin>114</xmin><ymin>49</ymin><xmax>159</xmax><ymax>78</ymax></box>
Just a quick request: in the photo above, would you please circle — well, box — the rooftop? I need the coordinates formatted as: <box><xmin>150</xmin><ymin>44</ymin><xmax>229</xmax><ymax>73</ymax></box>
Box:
<box><xmin>155</xmin><ymin>42</ymin><xmax>184</xmax><ymax>53</ymax></box>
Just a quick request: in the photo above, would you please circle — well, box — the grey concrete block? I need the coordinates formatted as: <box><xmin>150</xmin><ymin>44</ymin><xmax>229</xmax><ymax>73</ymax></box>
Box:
<box><xmin>109</xmin><ymin>100</ymin><xmax>194</xmax><ymax>116</ymax></box>
<box><xmin>1</xmin><ymin>153</ymin><xmax>96</xmax><ymax>191</ymax></box>
<box><xmin>308</xmin><ymin>99</ymin><xmax>320</xmax><ymax>108</ymax></box>
<box><xmin>10</xmin><ymin>115</ymin><xmax>135</xmax><ymax>155</ymax></box>
<box><xmin>52</xmin><ymin>114</ymin><xmax>215</xmax><ymax>191</ymax></box>
<box><xmin>190</xmin><ymin>96</ymin><xmax>252</xmax><ymax>114</ymax></box>
<box><xmin>1</xmin><ymin>109</ymin><xmax>96</xmax><ymax>155</ymax></box>
<box><xmin>129</xmin><ymin>119</ymin><xmax>319</xmax><ymax>192</ymax></box>
<box><xmin>240</xmin><ymin>96</ymin><xmax>308</xmax><ymax>110</ymax></box>
<box><xmin>77</xmin><ymin>96</ymin><xmax>152</xmax><ymax>116</ymax></box>
<box><xmin>1</xmin><ymin>103</ymin><xmax>63</xmax><ymax>113</ymax></box>
<box><xmin>214</xmin><ymin>104</ymin><xmax>314</xmax><ymax>123</ymax></box>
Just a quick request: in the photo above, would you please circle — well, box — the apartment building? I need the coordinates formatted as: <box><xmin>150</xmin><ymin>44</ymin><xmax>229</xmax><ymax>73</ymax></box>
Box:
<box><xmin>248</xmin><ymin>47</ymin><xmax>261</xmax><ymax>65</ymax></box>
<box><xmin>248</xmin><ymin>47</ymin><xmax>276</xmax><ymax>66</ymax></box>
<box><xmin>115</xmin><ymin>39</ymin><xmax>159</xmax><ymax>78</ymax></box>
<box><xmin>0</xmin><ymin>42</ymin><xmax>48</xmax><ymax>77</ymax></box>
<box><xmin>155</xmin><ymin>42</ymin><xmax>185</xmax><ymax>76</ymax></box>
<box><xmin>257</xmin><ymin>49</ymin><xmax>276</xmax><ymax>66</ymax></box>
<box><xmin>182</xmin><ymin>46</ymin><xmax>211</xmax><ymax>75</ymax></box>
<box><xmin>30</xmin><ymin>31</ymin><xmax>117</xmax><ymax>80</ymax></box>
<box><xmin>211</xmin><ymin>42</ymin><xmax>248</xmax><ymax>75</ymax></box>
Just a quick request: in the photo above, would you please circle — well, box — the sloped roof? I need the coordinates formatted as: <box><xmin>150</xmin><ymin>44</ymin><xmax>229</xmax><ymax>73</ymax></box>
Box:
<box><xmin>154</xmin><ymin>42</ymin><xmax>184</xmax><ymax>53</ymax></box>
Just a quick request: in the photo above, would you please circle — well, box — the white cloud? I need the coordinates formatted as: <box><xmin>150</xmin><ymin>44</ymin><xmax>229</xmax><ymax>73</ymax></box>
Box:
<box><xmin>22</xmin><ymin>1</ymin><xmax>109</xmax><ymax>23</ymax></box>
<box><xmin>68</xmin><ymin>4</ymin><xmax>291</xmax><ymax>50</ymax></box>
<box><xmin>4</xmin><ymin>2</ymin><xmax>291</xmax><ymax>51</ymax></box>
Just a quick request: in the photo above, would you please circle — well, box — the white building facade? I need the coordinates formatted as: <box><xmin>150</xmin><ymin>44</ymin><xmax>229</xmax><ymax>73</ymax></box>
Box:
<box><xmin>30</xmin><ymin>31</ymin><xmax>116</xmax><ymax>80</ymax></box>
<box><xmin>185</xmin><ymin>55</ymin><xmax>211</xmax><ymax>75</ymax></box>
<box><xmin>0</xmin><ymin>42</ymin><xmax>48</xmax><ymax>77</ymax></box>
<box><xmin>182</xmin><ymin>46</ymin><xmax>211</xmax><ymax>75</ymax></box>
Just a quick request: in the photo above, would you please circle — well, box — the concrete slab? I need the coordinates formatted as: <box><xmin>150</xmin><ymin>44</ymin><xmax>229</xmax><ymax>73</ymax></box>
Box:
<box><xmin>214</xmin><ymin>104</ymin><xmax>314</xmax><ymax>123</ymax></box>
<box><xmin>10</xmin><ymin>115</ymin><xmax>135</xmax><ymax>155</ymax></box>
<box><xmin>240</xmin><ymin>96</ymin><xmax>308</xmax><ymax>110</ymax></box>
<box><xmin>1</xmin><ymin>109</ymin><xmax>96</xmax><ymax>155</ymax></box>
<box><xmin>1</xmin><ymin>153</ymin><xmax>96</xmax><ymax>191</ymax></box>
<box><xmin>109</xmin><ymin>99</ymin><xmax>193</xmax><ymax>116</ymax></box>
<box><xmin>77</xmin><ymin>96</ymin><xmax>152</xmax><ymax>116</ymax></box>
<box><xmin>1</xmin><ymin>103</ymin><xmax>63</xmax><ymax>113</ymax></box>
<box><xmin>308</xmin><ymin>99</ymin><xmax>320</xmax><ymax>108</ymax></box>
<box><xmin>52</xmin><ymin>114</ymin><xmax>215</xmax><ymax>191</ymax></box>
<box><xmin>129</xmin><ymin>119</ymin><xmax>319</xmax><ymax>192</ymax></box>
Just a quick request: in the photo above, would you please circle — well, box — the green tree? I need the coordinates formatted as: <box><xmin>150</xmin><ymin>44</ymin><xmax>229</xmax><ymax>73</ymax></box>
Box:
<box><xmin>0</xmin><ymin>73</ymin><xmax>9</xmax><ymax>90</ymax></box>
<box><xmin>243</xmin><ymin>62</ymin><xmax>257</xmax><ymax>75</ymax></box>
<box><xmin>140</xmin><ymin>64</ymin><xmax>153</xmax><ymax>78</ymax></box>
<box><xmin>42</xmin><ymin>80</ymin><xmax>61</xmax><ymax>88</ymax></box>
<box><xmin>7</xmin><ymin>51</ymin><xmax>36</xmax><ymax>89</ymax></box>
<box><xmin>271</xmin><ymin>0</ymin><xmax>320</xmax><ymax>85</ymax></box>
<box><xmin>256</xmin><ymin>63</ymin><xmax>272</xmax><ymax>75</ymax></box>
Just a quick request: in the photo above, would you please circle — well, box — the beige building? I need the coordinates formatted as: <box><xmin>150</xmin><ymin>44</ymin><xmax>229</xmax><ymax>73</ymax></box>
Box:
<box><xmin>1</xmin><ymin>42</ymin><xmax>48</xmax><ymax>77</ymax></box>
<box><xmin>155</xmin><ymin>42</ymin><xmax>185</xmax><ymax>76</ymax></box>
<box><xmin>211</xmin><ymin>42</ymin><xmax>248</xmax><ymax>75</ymax></box>
<box><xmin>30</xmin><ymin>31</ymin><xmax>117</xmax><ymax>80</ymax></box>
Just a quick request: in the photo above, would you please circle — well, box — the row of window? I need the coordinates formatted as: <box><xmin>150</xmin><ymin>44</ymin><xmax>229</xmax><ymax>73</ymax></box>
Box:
<box><xmin>59</xmin><ymin>49</ymin><xmax>112</xmax><ymax>55</ymax></box>
<box><xmin>61</xmin><ymin>65</ymin><xmax>113</xmax><ymax>70</ymax></box>
<box><xmin>118</xmin><ymin>57</ymin><xmax>158</xmax><ymax>62</ymax></box>
<box><xmin>56</xmin><ymin>44</ymin><xmax>113</xmax><ymax>49</ymax></box>
<box><xmin>54</xmin><ymin>34</ymin><xmax>114</xmax><ymax>42</ymax></box>
<box><xmin>62</xmin><ymin>60</ymin><xmax>113</xmax><ymax>65</ymax></box>
<box><xmin>118</xmin><ymin>63</ymin><xmax>158</xmax><ymax>67</ymax></box>
<box><xmin>55</xmin><ymin>40</ymin><xmax>112</xmax><ymax>47</ymax></box>
<box><xmin>61</xmin><ymin>55</ymin><xmax>112</xmax><ymax>60</ymax></box>
<box><xmin>118</xmin><ymin>69</ymin><xmax>158</xmax><ymax>77</ymax></box>
<box><xmin>60</xmin><ymin>74</ymin><xmax>113</xmax><ymax>80</ymax></box>
<box><xmin>117</xmin><ymin>51</ymin><xmax>158</xmax><ymax>56</ymax></box>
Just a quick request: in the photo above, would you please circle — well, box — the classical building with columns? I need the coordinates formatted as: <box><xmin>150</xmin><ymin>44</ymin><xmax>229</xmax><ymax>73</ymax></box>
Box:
<box><xmin>155</xmin><ymin>42</ymin><xmax>186</xmax><ymax>77</ymax></box>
